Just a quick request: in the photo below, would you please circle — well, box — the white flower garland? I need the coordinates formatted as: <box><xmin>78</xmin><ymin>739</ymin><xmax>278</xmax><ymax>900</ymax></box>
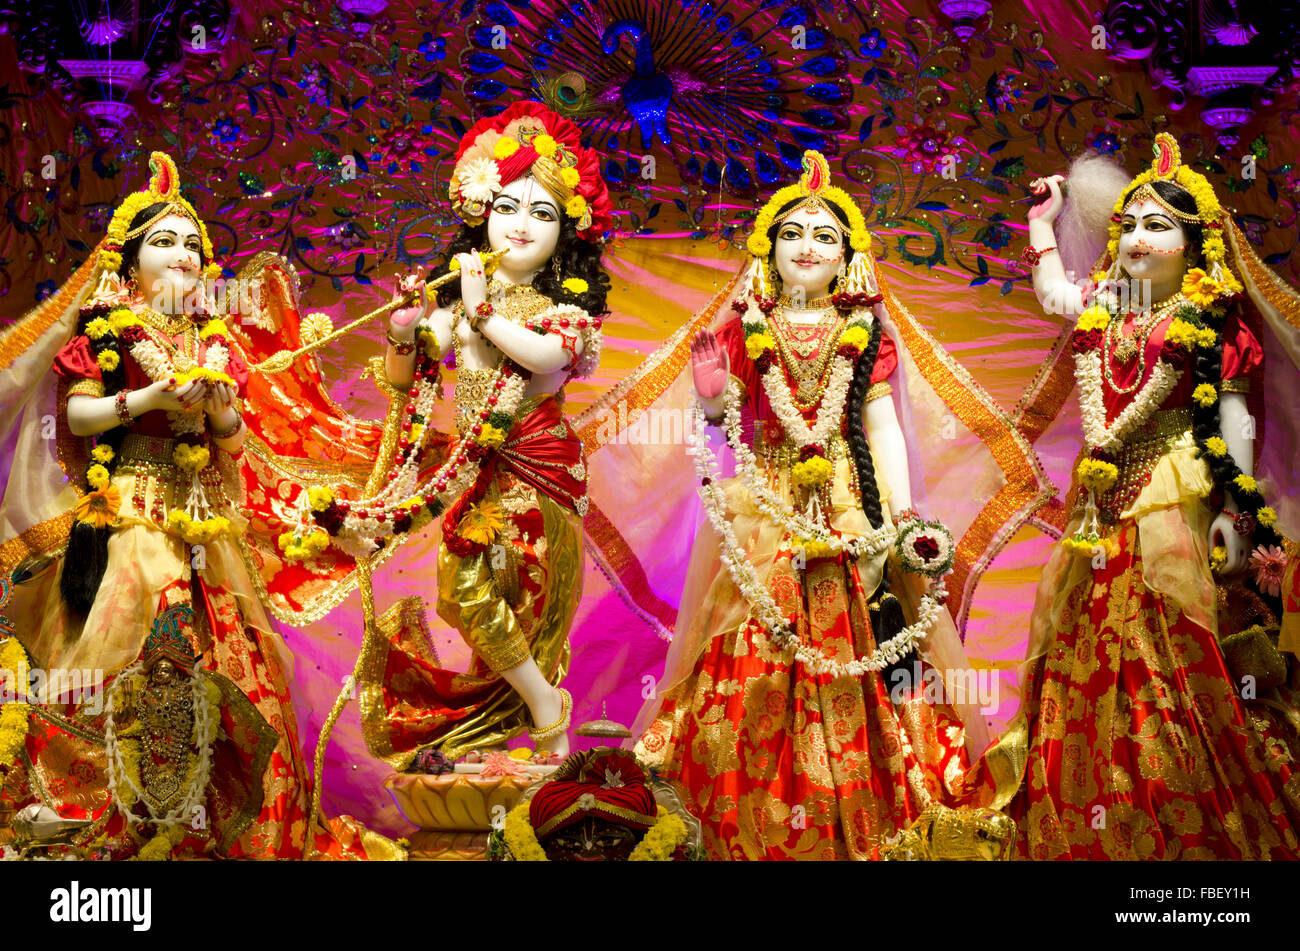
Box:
<box><xmin>691</xmin><ymin>381</ymin><xmax>894</xmax><ymax>558</ymax></box>
<box><xmin>103</xmin><ymin>663</ymin><xmax>218</xmax><ymax>835</ymax></box>
<box><xmin>687</xmin><ymin>386</ymin><xmax>945</xmax><ymax>679</ymax></box>
<box><xmin>1074</xmin><ymin>349</ymin><xmax>1182</xmax><ymax>454</ymax></box>
<box><xmin>129</xmin><ymin>329</ymin><xmax>231</xmax><ymax>436</ymax></box>
<box><xmin>329</xmin><ymin>359</ymin><xmax>529</xmax><ymax>553</ymax></box>
<box><xmin>749</xmin><ymin>306</ymin><xmax>859</xmax><ymax>448</ymax></box>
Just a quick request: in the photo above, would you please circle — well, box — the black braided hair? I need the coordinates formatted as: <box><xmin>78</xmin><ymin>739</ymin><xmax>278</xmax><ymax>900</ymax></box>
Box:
<box><xmin>61</xmin><ymin>202</ymin><xmax>206</xmax><ymax>614</ymax></box>
<box><xmin>1124</xmin><ymin>182</ymin><xmax>1285</xmax><ymax>591</ymax></box>
<box><xmin>844</xmin><ymin>319</ymin><xmax>914</xmax><ymax>684</ymax></box>
<box><xmin>433</xmin><ymin>183</ymin><xmax>610</xmax><ymax>316</ymax></box>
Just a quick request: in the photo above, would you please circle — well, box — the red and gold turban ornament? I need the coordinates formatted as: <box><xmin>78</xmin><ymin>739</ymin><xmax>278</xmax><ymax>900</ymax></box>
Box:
<box><xmin>95</xmin><ymin>152</ymin><xmax>220</xmax><ymax>282</ymax></box>
<box><xmin>448</xmin><ymin>101</ymin><xmax>612</xmax><ymax>242</ymax></box>
<box><xmin>744</xmin><ymin>150</ymin><xmax>874</xmax><ymax>299</ymax></box>
<box><xmin>527</xmin><ymin>749</ymin><xmax>658</xmax><ymax>839</ymax></box>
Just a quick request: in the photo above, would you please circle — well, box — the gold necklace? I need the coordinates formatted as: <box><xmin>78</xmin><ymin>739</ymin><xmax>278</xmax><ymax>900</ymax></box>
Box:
<box><xmin>1103</xmin><ymin>295</ymin><xmax>1184</xmax><ymax>395</ymax></box>
<box><xmin>770</xmin><ymin>305</ymin><xmax>845</xmax><ymax>407</ymax></box>
<box><xmin>137</xmin><ymin>308</ymin><xmax>200</xmax><ymax>372</ymax></box>
<box><xmin>778</xmin><ymin>291</ymin><xmax>834</xmax><ymax>312</ymax></box>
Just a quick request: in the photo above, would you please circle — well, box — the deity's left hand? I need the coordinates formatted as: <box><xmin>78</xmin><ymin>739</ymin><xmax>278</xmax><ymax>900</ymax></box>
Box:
<box><xmin>454</xmin><ymin>250</ymin><xmax>489</xmax><ymax>322</ymax></box>
<box><xmin>1208</xmin><ymin>511</ymin><xmax>1249</xmax><ymax>575</ymax></box>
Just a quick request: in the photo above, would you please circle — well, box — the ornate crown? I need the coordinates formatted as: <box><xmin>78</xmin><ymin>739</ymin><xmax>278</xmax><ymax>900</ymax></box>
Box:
<box><xmin>1102</xmin><ymin>133</ymin><xmax>1236</xmax><ymax>288</ymax></box>
<box><xmin>142</xmin><ymin>604</ymin><xmax>198</xmax><ymax>674</ymax></box>
<box><xmin>96</xmin><ymin>152</ymin><xmax>220</xmax><ymax>282</ymax></box>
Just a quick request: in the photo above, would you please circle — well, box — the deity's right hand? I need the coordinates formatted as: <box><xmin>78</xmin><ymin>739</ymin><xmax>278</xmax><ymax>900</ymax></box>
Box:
<box><xmin>1027</xmin><ymin>175</ymin><xmax>1065</xmax><ymax>225</ymax></box>
<box><xmin>691</xmin><ymin>330</ymin><xmax>729</xmax><ymax>400</ymax></box>
<box><xmin>453</xmin><ymin>250</ymin><xmax>489</xmax><ymax>319</ymax></box>
<box><xmin>388</xmin><ymin>267</ymin><xmax>429</xmax><ymax>342</ymax></box>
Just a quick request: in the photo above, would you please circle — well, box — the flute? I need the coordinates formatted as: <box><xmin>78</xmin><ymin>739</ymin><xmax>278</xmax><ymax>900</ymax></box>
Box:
<box><xmin>250</xmin><ymin>247</ymin><xmax>509</xmax><ymax>373</ymax></box>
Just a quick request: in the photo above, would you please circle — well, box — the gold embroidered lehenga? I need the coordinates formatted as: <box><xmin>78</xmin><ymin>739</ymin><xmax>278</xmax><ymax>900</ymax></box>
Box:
<box><xmin>963</xmin><ymin>134</ymin><xmax>1300</xmax><ymax>859</ymax></box>
<box><xmin>628</xmin><ymin>152</ymin><xmax>1035</xmax><ymax>859</ymax></box>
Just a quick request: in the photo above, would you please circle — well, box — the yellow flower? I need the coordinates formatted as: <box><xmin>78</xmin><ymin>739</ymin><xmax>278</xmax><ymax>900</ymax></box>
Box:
<box><xmin>532</xmin><ymin>134</ymin><xmax>558</xmax><ymax>158</ymax></box>
<box><xmin>564</xmin><ymin>194</ymin><xmax>588</xmax><ymax>219</ymax></box>
<box><xmin>172</xmin><ymin>444</ymin><xmax>211</xmax><ymax>474</ymax></box>
<box><xmin>503</xmin><ymin>803</ymin><xmax>549</xmax><ymax>861</ymax></box>
<box><xmin>96</xmin><ymin>350</ymin><xmax>121</xmax><ymax>372</ymax></box>
<box><xmin>1196</xmin><ymin>327</ymin><xmax>1217</xmax><ymax>348</ymax></box>
<box><xmin>1076</xmin><ymin>306</ymin><xmax>1110</xmax><ymax>332</ymax></box>
<box><xmin>86</xmin><ymin>464</ymin><xmax>111</xmax><ymax>489</ymax></box>
<box><xmin>73</xmin><ymin>485</ymin><xmax>121</xmax><ymax>528</ymax></box>
<box><xmin>1233</xmin><ymin>474</ymin><xmax>1258</xmax><ymax>493</ymax></box>
<box><xmin>562</xmin><ymin>277</ymin><xmax>589</xmax><ymax>294</ymax></box>
<box><xmin>198</xmin><ymin>319</ymin><xmax>228</xmax><ymax>339</ymax></box>
<box><xmin>91</xmin><ymin>444</ymin><xmax>115</xmax><ymax>464</ymax></box>
<box><xmin>1076</xmin><ymin>458</ymin><xmax>1119</xmax><ymax>494</ymax></box>
<box><xmin>494</xmin><ymin>137</ymin><xmax>521</xmax><ymax>160</ymax></box>
<box><xmin>746</xmin><ymin>233</ymin><xmax>772</xmax><ymax>258</ymax></box>
<box><xmin>1203</xmin><ymin>436</ymin><xmax>1227</xmax><ymax>458</ymax></box>
<box><xmin>745</xmin><ymin>332</ymin><xmax>776</xmax><ymax>360</ymax></box>
<box><xmin>1257</xmin><ymin>506</ymin><xmax>1277</xmax><ymax>528</ymax></box>
<box><xmin>108</xmin><ymin>307</ymin><xmax>141</xmax><ymax>333</ymax></box>
<box><xmin>174</xmin><ymin>367</ymin><xmax>236</xmax><ymax>388</ymax></box>
<box><xmin>796</xmin><ymin>538</ymin><xmax>835</xmax><ymax>560</ymax></box>
<box><xmin>1192</xmin><ymin>383</ymin><xmax>1218</xmax><ymax>407</ymax></box>
<box><xmin>1180</xmin><ymin>268</ymin><xmax>1221</xmax><ymax>308</ymax></box>
<box><xmin>408</xmin><ymin>422</ymin><xmax>425</xmax><ymax>444</ymax></box>
<box><xmin>628</xmin><ymin>811</ymin><xmax>688</xmax><ymax>861</ymax></box>
<box><xmin>477</xmin><ymin>422</ymin><xmax>508</xmax><ymax>448</ymax></box>
<box><xmin>837</xmin><ymin>325</ymin><xmax>872</xmax><ymax>350</ymax></box>
<box><xmin>560</xmin><ymin>167</ymin><xmax>581</xmax><ymax>189</ymax></box>
<box><xmin>791</xmin><ymin>456</ymin><xmax>833</xmax><ymax>487</ymax></box>
<box><xmin>459</xmin><ymin>501</ymin><xmax>505</xmax><ymax>545</ymax></box>
<box><xmin>170</xmin><ymin>510</ymin><xmax>194</xmax><ymax>530</ymax></box>
<box><xmin>1209</xmin><ymin>546</ymin><xmax>1227</xmax><ymax>572</ymax></box>
<box><xmin>307</xmin><ymin>486</ymin><xmax>335</xmax><ymax>512</ymax></box>
<box><xmin>1164</xmin><ymin>318</ymin><xmax>1201</xmax><ymax>350</ymax></box>
<box><xmin>85</xmin><ymin>318</ymin><xmax>112</xmax><ymax>340</ymax></box>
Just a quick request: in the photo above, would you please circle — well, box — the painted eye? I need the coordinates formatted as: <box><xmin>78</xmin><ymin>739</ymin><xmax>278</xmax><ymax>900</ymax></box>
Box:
<box><xmin>779</xmin><ymin>228</ymin><xmax>801</xmax><ymax>240</ymax></box>
<box><xmin>814</xmin><ymin>232</ymin><xmax>838</xmax><ymax>244</ymax></box>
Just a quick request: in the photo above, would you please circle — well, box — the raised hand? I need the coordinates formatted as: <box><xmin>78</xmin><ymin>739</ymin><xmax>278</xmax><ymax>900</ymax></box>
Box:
<box><xmin>1027</xmin><ymin>175</ymin><xmax>1066</xmax><ymax>224</ymax></box>
<box><xmin>691</xmin><ymin>330</ymin><xmax>729</xmax><ymax>400</ymax></box>
<box><xmin>388</xmin><ymin>266</ymin><xmax>429</xmax><ymax>343</ymax></box>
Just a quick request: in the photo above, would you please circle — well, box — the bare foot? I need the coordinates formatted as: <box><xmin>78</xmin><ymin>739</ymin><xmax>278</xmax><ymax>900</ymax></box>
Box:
<box><xmin>529</xmin><ymin>685</ymin><xmax>570</xmax><ymax>758</ymax></box>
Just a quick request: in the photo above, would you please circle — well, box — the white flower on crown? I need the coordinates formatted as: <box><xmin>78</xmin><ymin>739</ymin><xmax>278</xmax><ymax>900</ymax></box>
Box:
<box><xmin>459</xmin><ymin>157</ymin><xmax>503</xmax><ymax>204</ymax></box>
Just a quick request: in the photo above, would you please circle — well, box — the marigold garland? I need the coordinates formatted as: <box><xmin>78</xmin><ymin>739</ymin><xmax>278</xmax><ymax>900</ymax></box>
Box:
<box><xmin>499</xmin><ymin>802</ymin><xmax>689</xmax><ymax>861</ymax></box>
<box><xmin>0</xmin><ymin>638</ymin><xmax>31</xmax><ymax>767</ymax></box>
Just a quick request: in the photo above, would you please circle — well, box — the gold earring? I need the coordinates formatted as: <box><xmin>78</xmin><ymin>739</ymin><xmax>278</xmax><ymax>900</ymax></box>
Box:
<box><xmin>835</xmin><ymin>257</ymin><xmax>847</xmax><ymax>290</ymax></box>
<box><xmin>551</xmin><ymin>255</ymin><xmax>562</xmax><ymax>281</ymax></box>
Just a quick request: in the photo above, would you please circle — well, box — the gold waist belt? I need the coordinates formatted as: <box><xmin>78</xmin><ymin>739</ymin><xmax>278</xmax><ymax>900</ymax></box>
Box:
<box><xmin>1096</xmin><ymin>407</ymin><xmax>1195</xmax><ymax>522</ymax></box>
<box><xmin>117</xmin><ymin>433</ymin><xmax>184</xmax><ymax>470</ymax></box>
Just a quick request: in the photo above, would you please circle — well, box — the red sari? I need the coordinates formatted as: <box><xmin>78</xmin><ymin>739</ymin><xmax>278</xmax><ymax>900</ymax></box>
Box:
<box><xmin>966</xmin><ymin>311</ymin><xmax>1300</xmax><ymax>859</ymax></box>
<box><xmin>635</xmin><ymin>312</ymin><xmax>971</xmax><ymax>860</ymax></box>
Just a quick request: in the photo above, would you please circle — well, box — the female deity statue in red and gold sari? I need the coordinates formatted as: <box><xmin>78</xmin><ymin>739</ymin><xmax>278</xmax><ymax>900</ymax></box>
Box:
<box><xmin>964</xmin><ymin>133</ymin><xmax>1300</xmax><ymax>858</ymax></box>
<box><xmin>298</xmin><ymin>102</ymin><xmax>613</xmax><ymax>764</ymax></box>
<box><xmin>629</xmin><ymin>152</ymin><xmax>1008</xmax><ymax>860</ymax></box>
<box><xmin>0</xmin><ymin>152</ymin><xmax>401</xmax><ymax>859</ymax></box>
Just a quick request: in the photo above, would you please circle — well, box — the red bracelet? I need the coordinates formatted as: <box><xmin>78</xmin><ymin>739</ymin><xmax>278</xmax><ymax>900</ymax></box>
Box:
<box><xmin>115</xmin><ymin>390</ymin><xmax>134</xmax><ymax>428</ymax></box>
<box><xmin>469</xmin><ymin>301</ymin><xmax>494</xmax><ymax>333</ymax></box>
<box><xmin>1020</xmin><ymin>245</ymin><xmax>1057</xmax><ymax>268</ymax></box>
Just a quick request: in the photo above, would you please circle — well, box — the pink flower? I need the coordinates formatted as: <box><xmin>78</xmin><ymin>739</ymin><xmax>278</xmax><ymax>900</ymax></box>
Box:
<box><xmin>1250</xmin><ymin>544</ymin><xmax>1287</xmax><ymax>597</ymax></box>
<box><xmin>479</xmin><ymin>751</ymin><xmax>531</xmax><ymax>779</ymax></box>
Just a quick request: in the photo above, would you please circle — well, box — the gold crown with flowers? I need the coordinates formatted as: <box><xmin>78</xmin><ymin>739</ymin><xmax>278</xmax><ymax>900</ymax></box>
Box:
<box><xmin>1102</xmin><ymin>133</ymin><xmax>1236</xmax><ymax>288</ymax></box>
<box><xmin>744</xmin><ymin>151</ymin><xmax>875</xmax><ymax>299</ymax></box>
<box><xmin>96</xmin><ymin>152</ymin><xmax>220</xmax><ymax>282</ymax></box>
